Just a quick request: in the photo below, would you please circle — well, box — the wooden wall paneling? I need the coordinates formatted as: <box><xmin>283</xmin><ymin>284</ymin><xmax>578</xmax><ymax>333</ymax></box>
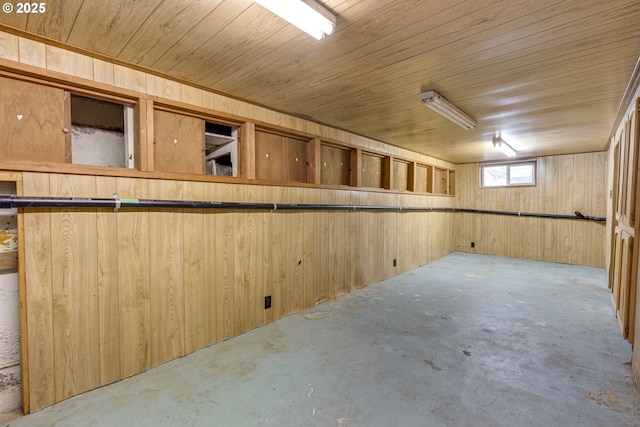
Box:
<box><xmin>346</xmin><ymin>191</ymin><xmax>361</xmax><ymax>292</ymax></box>
<box><xmin>146</xmin><ymin>76</ymin><xmax>182</xmax><ymax>102</ymax></box>
<box><xmin>318</xmin><ymin>189</ymin><xmax>333</xmax><ymax>302</ymax></box>
<box><xmin>153</xmin><ymin>109</ymin><xmax>205</xmax><ymax>174</ymax></box>
<box><xmin>302</xmin><ymin>189</ymin><xmax>319</xmax><ymax>308</ymax></box>
<box><xmin>0</xmin><ymin>77</ymin><xmax>66</xmax><ymax>163</ymax></box>
<box><xmin>49</xmin><ymin>174</ymin><xmax>100</xmax><ymax>402</ymax></box>
<box><xmin>557</xmin><ymin>156</ymin><xmax>574</xmax><ymax>264</ymax></box>
<box><xmin>284</xmin><ymin>187</ymin><xmax>304</xmax><ymax>314</ymax></box>
<box><xmin>238</xmin><ymin>122</ymin><xmax>256</xmax><ymax>180</ymax></box>
<box><xmin>261</xmin><ymin>190</ymin><xmax>275</xmax><ymax>325</ymax></box>
<box><xmin>0</xmin><ymin>32</ymin><xmax>19</xmax><ymax>61</ymax></box>
<box><xmin>269</xmin><ymin>186</ymin><xmax>286</xmax><ymax>316</ymax></box>
<box><xmin>115</xmin><ymin>177</ymin><xmax>151</xmax><ymax>378</ymax></box>
<box><xmin>92</xmin><ymin>59</ymin><xmax>115</xmax><ymax>86</ymax></box>
<box><xmin>148</xmin><ymin>179</ymin><xmax>185</xmax><ymax>367</ymax></box>
<box><xmin>183</xmin><ymin>181</ymin><xmax>205</xmax><ymax>354</ymax></box>
<box><xmin>113</xmin><ymin>65</ymin><xmax>146</xmax><ymax>93</ymax></box>
<box><xmin>381</xmin><ymin>194</ymin><xmax>397</xmax><ymax>280</ymax></box>
<box><xmin>45</xmin><ymin>46</ymin><xmax>93</xmax><ymax>80</ymax></box>
<box><xmin>95</xmin><ymin>176</ymin><xmax>121</xmax><ymax>386</ymax></box>
<box><xmin>336</xmin><ymin>190</ymin><xmax>350</xmax><ymax>297</ymax></box>
<box><xmin>202</xmin><ymin>183</ymin><xmax>218</xmax><ymax>344</ymax></box>
<box><xmin>233</xmin><ymin>184</ymin><xmax>266</xmax><ymax>333</ymax></box>
<box><xmin>348</xmin><ymin>190</ymin><xmax>365</xmax><ymax>290</ymax></box>
<box><xmin>18</xmin><ymin>37</ymin><xmax>46</xmax><ymax>68</ymax></box>
<box><xmin>542</xmin><ymin>156</ymin><xmax>559</xmax><ymax>262</ymax></box>
<box><xmin>215</xmin><ymin>184</ymin><xmax>235</xmax><ymax>340</ymax></box>
<box><xmin>22</xmin><ymin>172</ymin><xmax>54</xmax><ymax>411</ymax></box>
<box><xmin>232</xmin><ymin>186</ymin><xmax>248</xmax><ymax>335</ymax></box>
<box><xmin>251</xmin><ymin>186</ymin><xmax>267</xmax><ymax>329</ymax></box>
<box><xmin>320</xmin><ymin>188</ymin><xmax>334</xmax><ymax>295</ymax></box>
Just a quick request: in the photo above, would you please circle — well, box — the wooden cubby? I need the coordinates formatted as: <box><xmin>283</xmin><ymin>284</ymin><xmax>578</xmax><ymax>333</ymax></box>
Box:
<box><xmin>412</xmin><ymin>164</ymin><xmax>434</xmax><ymax>193</ymax></box>
<box><xmin>392</xmin><ymin>159</ymin><xmax>410</xmax><ymax>191</ymax></box>
<box><xmin>0</xmin><ymin>72</ymin><xmax>456</xmax><ymax>196</ymax></box>
<box><xmin>0</xmin><ymin>76</ymin><xmax>67</xmax><ymax>164</ymax></box>
<box><xmin>255</xmin><ymin>129</ymin><xmax>310</xmax><ymax>183</ymax></box>
<box><xmin>434</xmin><ymin>167</ymin><xmax>448</xmax><ymax>194</ymax></box>
<box><xmin>361</xmin><ymin>151</ymin><xmax>385</xmax><ymax>189</ymax></box>
<box><xmin>448</xmin><ymin>170</ymin><xmax>455</xmax><ymax>195</ymax></box>
<box><xmin>153</xmin><ymin>109</ymin><xmax>205</xmax><ymax>174</ymax></box>
<box><xmin>321</xmin><ymin>142</ymin><xmax>351</xmax><ymax>186</ymax></box>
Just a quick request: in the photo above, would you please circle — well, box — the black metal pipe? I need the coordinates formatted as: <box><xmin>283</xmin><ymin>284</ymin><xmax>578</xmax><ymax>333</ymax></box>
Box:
<box><xmin>0</xmin><ymin>195</ymin><xmax>605</xmax><ymax>222</ymax></box>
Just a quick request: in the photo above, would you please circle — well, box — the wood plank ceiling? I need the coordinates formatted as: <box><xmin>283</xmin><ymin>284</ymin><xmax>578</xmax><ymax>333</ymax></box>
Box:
<box><xmin>1</xmin><ymin>0</ymin><xmax>640</xmax><ymax>163</ymax></box>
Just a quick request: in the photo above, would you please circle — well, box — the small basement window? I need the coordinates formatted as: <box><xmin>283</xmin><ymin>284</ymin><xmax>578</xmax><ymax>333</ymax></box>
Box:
<box><xmin>481</xmin><ymin>159</ymin><xmax>536</xmax><ymax>188</ymax></box>
<box><xmin>205</xmin><ymin>121</ymin><xmax>237</xmax><ymax>177</ymax></box>
<box><xmin>70</xmin><ymin>95</ymin><xmax>134</xmax><ymax>168</ymax></box>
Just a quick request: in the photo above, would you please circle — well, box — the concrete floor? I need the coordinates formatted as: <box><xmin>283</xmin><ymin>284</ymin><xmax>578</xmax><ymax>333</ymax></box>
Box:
<box><xmin>3</xmin><ymin>252</ymin><xmax>640</xmax><ymax>427</ymax></box>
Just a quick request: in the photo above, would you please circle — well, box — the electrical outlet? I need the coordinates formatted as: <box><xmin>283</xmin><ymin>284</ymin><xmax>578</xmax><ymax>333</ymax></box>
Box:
<box><xmin>264</xmin><ymin>295</ymin><xmax>272</xmax><ymax>309</ymax></box>
<box><xmin>470</xmin><ymin>242</ymin><xmax>475</xmax><ymax>248</ymax></box>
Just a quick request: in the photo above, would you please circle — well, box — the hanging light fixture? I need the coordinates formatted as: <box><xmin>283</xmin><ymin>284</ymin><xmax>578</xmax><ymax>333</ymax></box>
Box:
<box><xmin>254</xmin><ymin>0</ymin><xmax>336</xmax><ymax>40</ymax></box>
<box><xmin>493</xmin><ymin>135</ymin><xmax>517</xmax><ymax>158</ymax></box>
<box><xmin>420</xmin><ymin>90</ymin><xmax>477</xmax><ymax>130</ymax></box>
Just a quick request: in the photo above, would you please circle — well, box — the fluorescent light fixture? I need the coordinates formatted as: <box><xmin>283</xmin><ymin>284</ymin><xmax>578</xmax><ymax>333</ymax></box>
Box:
<box><xmin>254</xmin><ymin>0</ymin><xmax>336</xmax><ymax>40</ymax></box>
<box><xmin>493</xmin><ymin>135</ymin><xmax>517</xmax><ymax>158</ymax></box>
<box><xmin>420</xmin><ymin>90</ymin><xmax>476</xmax><ymax>130</ymax></box>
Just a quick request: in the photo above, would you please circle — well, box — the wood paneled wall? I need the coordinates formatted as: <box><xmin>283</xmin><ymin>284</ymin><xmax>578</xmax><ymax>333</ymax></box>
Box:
<box><xmin>21</xmin><ymin>172</ymin><xmax>455</xmax><ymax>411</ymax></box>
<box><xmin>455</xmin><ymin>152</ymin><xmax>607</xmax><ymax>267</ymax></box>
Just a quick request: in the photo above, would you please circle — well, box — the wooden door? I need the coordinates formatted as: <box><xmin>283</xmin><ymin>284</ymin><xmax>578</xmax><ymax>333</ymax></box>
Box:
<box><xmin>153</xmin><ymin>110</ymin><xmax>205</xmax><ymax>174</ymax></box>
<box><xmin>0</xmin><ymin>77</ymin><xmax>67</xmax><ymax>163</ymax></box>
<box><xmin>610</xmin><ymin>98</ymin><xmax>639</xmax><ymax>342</ymax></box>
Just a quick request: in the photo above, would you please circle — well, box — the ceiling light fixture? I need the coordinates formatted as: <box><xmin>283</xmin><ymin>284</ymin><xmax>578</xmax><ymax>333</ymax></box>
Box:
<box><xmin>254</xmin><ymin>0</ymin><xmax>336</xmax><ymax>40</ymax></box>
<box><xmin>420</xmin><ymin>90</ymin><xmax>477</xmax><ymax>130</ymax></box>
<box><xmin>493</xmin><ymin>135</ymin><xmax>517</xmax><ymax>158</ymax></box>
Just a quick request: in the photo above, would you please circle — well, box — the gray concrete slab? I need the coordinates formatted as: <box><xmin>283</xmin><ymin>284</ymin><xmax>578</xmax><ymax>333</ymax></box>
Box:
<box><xmin>4</xmin><ymin>252</ymin><xmax>639</xmax><ymax>427</ymax></box>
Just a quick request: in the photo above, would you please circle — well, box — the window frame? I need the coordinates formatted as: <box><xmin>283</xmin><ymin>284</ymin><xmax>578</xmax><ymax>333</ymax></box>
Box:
<box><xmin>480</xmin><ymin>159</ymin><xmax>537</xmax><ymax>188</ymax></box>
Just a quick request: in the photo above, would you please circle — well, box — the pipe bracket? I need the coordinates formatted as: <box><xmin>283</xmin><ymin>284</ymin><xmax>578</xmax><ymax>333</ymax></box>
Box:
<box><xmin>113</xmin><ymin>193</ymin><xmax>121</xmax><ymax>213</ymax></box>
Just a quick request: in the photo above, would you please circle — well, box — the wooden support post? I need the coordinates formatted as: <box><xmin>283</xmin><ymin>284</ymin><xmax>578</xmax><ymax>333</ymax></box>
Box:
<box><xmin>408</xmin><ymin>162</ymin><xmax>417</xmax><ymax>192</ymax></box>
<box><xmin>383</xmin><ymin>155</ymin><xmax>393</xmax><ymax>190</ymax></box>
<box><xmin>238</xmin><ymin>122</ymin><xmax>256</xmax><ymax>180</ymax></box>
<box><xmin>350</xmin><ymin>148</ymin><xmax>361</xmax><ymax>187</ymax></box>
<box><xmin>135</xmin><ymin>99</ymin><xmax>154</xmax><ymax>172</ymax></box>
<box><xmin>307</xmin><ymin>137</ymin><xmax>321</xmax><ymax>184</ymax></box>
